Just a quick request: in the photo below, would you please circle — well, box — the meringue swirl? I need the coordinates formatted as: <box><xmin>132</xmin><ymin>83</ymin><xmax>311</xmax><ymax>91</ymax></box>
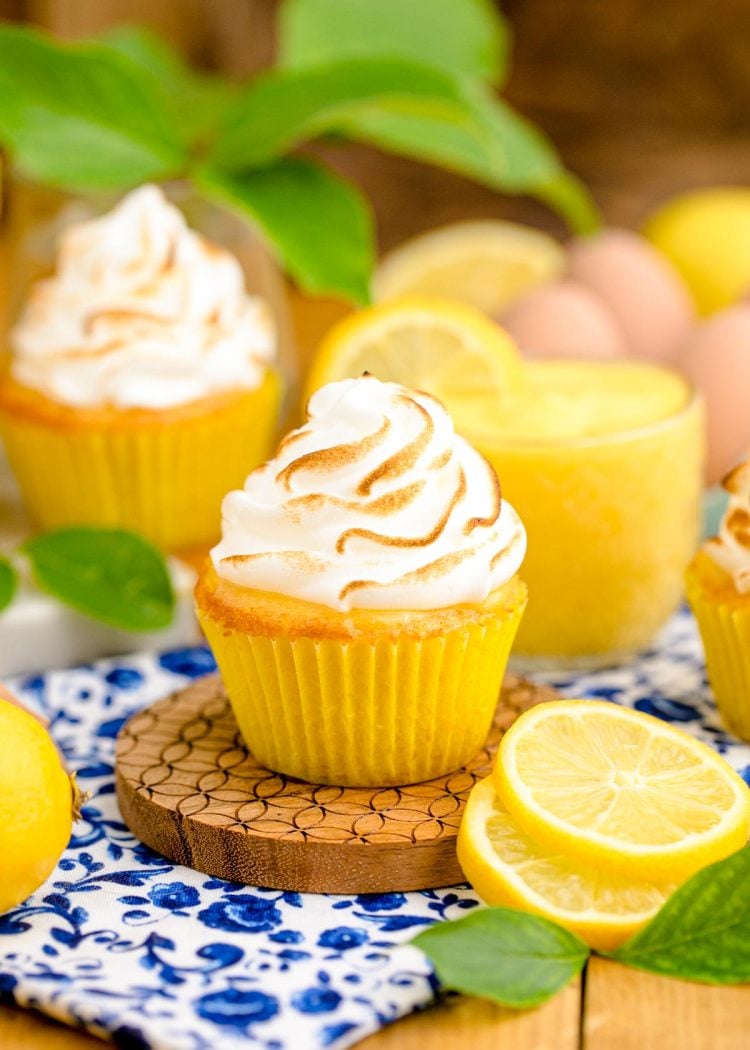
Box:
<box><xmin>211</xmin><ymin>375</ymin><xmax>526</xmax><ymax>611</ymax></box>
<box><xmin>10</xmin><ymin>184</ymin><xmax>276</xmax><ymax>409</ymax></box>
<box><xmin>706</xmin><ymin>461</ymin><xmax>750</xmax><ymax>593</ymax></box>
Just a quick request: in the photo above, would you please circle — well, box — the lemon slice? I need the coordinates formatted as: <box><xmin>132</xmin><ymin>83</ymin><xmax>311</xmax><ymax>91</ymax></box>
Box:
<box><xmin>495</xmin><ymin>700</ymin><xmax>750</xmax><ymax>881</ymax></box>
<box><xmin>304</xmin><ymin>296</ymin><xmax>523</xmax><ymax>418</ymax></box>
<box><xmin>373</xmin><ymin>221</ymin><xmax>565</xmax><ymax>316</ymax></box>
<box><xmin>458</xmin><ymin>778</ymin><xmax>675</xmax><ymax>951</ymax></box>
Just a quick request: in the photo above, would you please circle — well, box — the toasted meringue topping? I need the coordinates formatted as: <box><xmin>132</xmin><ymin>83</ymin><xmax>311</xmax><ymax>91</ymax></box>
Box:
<box><xmin>706</xmin><ymin>461</ymin><xmax>750</xmax><ymax>593</ymax></box>
<box><xmin>211</xmin><ymin>376</ymin><xmax>526</xmax><ymax>611</ymax></box>
<box><xmin>10</xmin><ymin>185</ymin><xmax>275</xmax><ymax>409</ymax></box>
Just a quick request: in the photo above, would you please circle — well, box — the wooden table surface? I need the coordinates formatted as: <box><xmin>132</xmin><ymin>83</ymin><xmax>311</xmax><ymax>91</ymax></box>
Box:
<box><xmin>2</xmin><ymin>959</ymin><xmax>749</xmax><ymax>1049</ymax></box>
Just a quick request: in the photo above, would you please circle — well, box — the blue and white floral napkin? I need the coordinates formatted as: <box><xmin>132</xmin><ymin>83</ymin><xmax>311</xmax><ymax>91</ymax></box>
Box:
<box><xmin>1</xmin><ymin>608</ymin><xmax>749</xmax><ymax>1050</ymax></box>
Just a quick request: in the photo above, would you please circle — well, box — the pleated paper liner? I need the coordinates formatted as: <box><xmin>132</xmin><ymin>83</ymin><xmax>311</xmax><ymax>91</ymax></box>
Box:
<box><xmin>199</xmin><ymin>598</ymin><xmax>525</xmax><ymax>787</ymax></box>
<box><xmin>115</xmin><ymin>672</ymin><xmax>560</xmax><ymax>894</ymax></box>
<box><xmin>686</xmin><ymin>553</ymin><xmax>750</xmax><ymax>742</ymax></box>
<box><xmin>0</xmin><ymin>370</ymin><xmax>280</xmax><ymax>550</ymax></box>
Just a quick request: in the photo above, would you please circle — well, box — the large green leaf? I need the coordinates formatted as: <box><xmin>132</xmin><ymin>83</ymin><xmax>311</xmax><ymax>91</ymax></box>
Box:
<box><xmin>0</xmin><ymin>24</ymin><xmax>184</xmax><ymax>190</ymax></box>
<box><xmin>344</xmin><ymin>81</ymin><xmax>600</xmax><ymax>233</ymax></box>
<box><xmin>197</xmin><ymin>158</ymin><xmax>374</xmax><ymax>304</ymax></box>
<box><xmin>98</xmin><ymin>24</ymin><xmax>235</xmax><ymax>148</ymax></box>
<box><xmin>209</xmin><ymin>59</ymin><xmax>467</xmax><ymax>170</ymax></box>
<box><xmin>413</xmin><ymin>907</ymin><xmax>589</xmax><ymax>1009</ymax></box>
<box><xmin>278</xmin><ymin>0</ymin><xmax>509</xmax><ymax>85</ymax></box>
<box><xmin>210</xmin><ymin>59</ymin><xmax>600</xmax><ymax>233</ymax></box>
<box><xmin>613</xmin><ymin>848</ymin><xmax>750</xmax><ymax>983</ymax></box>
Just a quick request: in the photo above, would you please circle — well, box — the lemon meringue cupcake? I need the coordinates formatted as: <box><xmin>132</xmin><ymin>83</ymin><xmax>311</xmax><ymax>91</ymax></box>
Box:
<box><xmin>195</xmin><ymin>374</ymin><xmax>527</xmax><ymax>786</ymax></box>
<box><xmin>687</xmin><ymin>460</ymin><xmax>750</xmax><ymax>740</ymax></box>
<box><xmin>0</xmin><ymin>185</ymin><xmax>280</xmax><ymax>551</ymax></box>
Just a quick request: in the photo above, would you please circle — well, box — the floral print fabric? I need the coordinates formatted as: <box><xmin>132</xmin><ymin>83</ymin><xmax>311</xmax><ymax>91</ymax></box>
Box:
<box><xmin>1</xmin><ymin>608</ymin><xmax>748</xmax><ymax>1049</ymax></box>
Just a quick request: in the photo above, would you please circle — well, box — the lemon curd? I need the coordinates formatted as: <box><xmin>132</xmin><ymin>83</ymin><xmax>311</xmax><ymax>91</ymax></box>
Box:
<box><xmin>460</xmin><ymin>360</ymin><xmax>704</xmax><ymax>665</ymax></box>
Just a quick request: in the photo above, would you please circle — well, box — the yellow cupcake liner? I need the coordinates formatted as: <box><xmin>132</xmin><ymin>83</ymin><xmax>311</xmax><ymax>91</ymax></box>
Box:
<box><xmin>686</xmin><ymin>569</ymin><xmax>750</xmax><ymax>742</ymax></box>
<box><xmin>198</xmin><ymin>595</ymin><xmax>526</xmax><ymax>787</ymax></box>
<box><xmin>0</xmin><ymin>372</ymin><xmax>280</xmax><ymax>551</ymax></box>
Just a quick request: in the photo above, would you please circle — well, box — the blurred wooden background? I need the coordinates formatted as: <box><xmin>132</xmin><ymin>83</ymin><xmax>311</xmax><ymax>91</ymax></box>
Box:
<box><xmin>0</xmin><ymin>0</ymin><xmax>749</xmax><ymax>250</ymax></box>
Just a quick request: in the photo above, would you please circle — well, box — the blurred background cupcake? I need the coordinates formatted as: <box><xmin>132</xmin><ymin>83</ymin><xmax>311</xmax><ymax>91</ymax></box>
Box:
<box><xmin>0</xmin><ymin>184</ymin><xmax>281</xmax><ymax>553</ymax></box>
<box><xmin>686</xmin><ymin>460</ymin><xmax>750</xmax><ymax>741</ymax></box>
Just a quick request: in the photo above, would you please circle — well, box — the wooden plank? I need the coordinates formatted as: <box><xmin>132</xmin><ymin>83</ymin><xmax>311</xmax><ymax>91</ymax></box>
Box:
<box><xmin>0</xmin><ymin>1005</ymin><xmax>100</xmax><ymax>1048</ymax></box>
<box><xmin>584</xmin><ymin>956</ymin><xmax>750</xmax><ymax>1050</ymax></box>
<box><xmin>24</xmin><ymin>0</ymin><xmax>273</xmax><ymax>75</ymax></box>
<box><xmin>0</xmin><ymin>985</ymin><xmax>583</xmax><ymax>1050</ymax></box>
<box><xmin>360</xmin><ymin>982</ymin><xmax>582</xmax><ymax>1050</ymax></box>
<box><xmin>24</xmin><ymin>0</ymin><xmax>206</xmax><ymax>50</ymax></box>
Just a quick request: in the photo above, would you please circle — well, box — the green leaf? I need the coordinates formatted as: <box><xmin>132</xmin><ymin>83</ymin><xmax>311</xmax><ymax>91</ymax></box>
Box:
<box><xmin>534</xmin><ymin>172</ymin><xmax>602</xmax><ymax>237</ymax></box>
<box><xmin>612</xmin><ymin>848</ymin><xmax>750</xmax><ymax>983</ymax></box>
<box><xmin>197</xmin><ymin>158</ymin><xmax>374</xmax><ymax>305</ymax></box>
<box><xmin>339</xmin><ymin>79</ymin><xmax>601</xmax><ymax>234</ymax></box>
<box><xmin>412</xmin><ymin>907</ymin><xmax>589</xmax><ymax>1009</ymax></box>
<box><xmin>25</xmin><ymin>527</ymin><xmax>175</xmax><ymax>632</ymax></box>
<box><xmin>209</xmin><ymin>59</ymin><xmax>467</xmax><ymax>170</ymax></box>
<box><xmin>0</xmin><ymin>557</ymin><xmax>17</xmax><ymax>614</ymax></box>
<box><xmin>209</xmin><ymin>59</ymin><xmax>600</xmax><ymax>234</ymax></box>
<box><xmin>0</xmin><ymin>24</ymin><xmax>184</xmax><ymax>190</ymax></box>
<box><xmin>98</xmin><ymin>24</ymin><xmax>235</xmax><ymax>148</ymax></box>
<box><xmin>278</xmin><ymin>0</ymin><xmax>509</xmax><ymax>85</ymax></box>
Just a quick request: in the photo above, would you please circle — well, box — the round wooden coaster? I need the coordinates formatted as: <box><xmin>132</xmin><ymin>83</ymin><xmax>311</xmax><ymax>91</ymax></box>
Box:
<box><xmin>115</xmin><ymin>674</ymin><xmax>560</xmax><ymax>894</ymax></box>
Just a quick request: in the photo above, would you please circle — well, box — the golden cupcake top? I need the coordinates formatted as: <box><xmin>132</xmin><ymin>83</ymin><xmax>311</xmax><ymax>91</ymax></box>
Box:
<box><xmin>705</xmin><ymin>460</ymin><xmax>750</xmax><ymax>593</ymax></box>
<box><xmin>10</xmin><ymin>185</ymin><xmax>276</xmax><ymax>410</ymax></box>
<box><xmin>211</xmin><ymin>375</ymin><xmax>526</xmax><ymax>611</ymax></box>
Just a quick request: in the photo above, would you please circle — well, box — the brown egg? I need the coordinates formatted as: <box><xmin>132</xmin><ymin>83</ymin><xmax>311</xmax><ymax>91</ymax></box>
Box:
<box><xmin>680</xmin><ymin>305</ymin><xmax>750</xmax><ymax>483</ymax></box>
<box><xmin>502</xmin><ymin>279</ymin><xmax>626</xmax><ymax>359</ymax></box>
<box><xmin>569</xmin><ymin>228</ymin><xmax>695</xmax><ymax>362</ymax></box>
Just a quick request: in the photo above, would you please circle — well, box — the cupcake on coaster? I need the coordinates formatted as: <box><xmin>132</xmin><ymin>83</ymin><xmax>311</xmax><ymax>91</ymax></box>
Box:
<box><xmin>196</xmin><ymin>374</ymin><xmax>527</xmax><ymax>787</ymax></box>
<box><xmin>0</xmin><ymin>185</ymin><xmax>280</xmax><ymax>552</ymax></box>
<box><xmin>686</xmin><ymin>460</ymin><xmax>750</xmax><ymax>740</ymax></box>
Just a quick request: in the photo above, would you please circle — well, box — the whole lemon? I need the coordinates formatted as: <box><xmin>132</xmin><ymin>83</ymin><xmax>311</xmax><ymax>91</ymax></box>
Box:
<box><xmin>644</xmin><ymin>188</ymin><xmax>750</xmax><ymax>314</ymax></box>
<box><xmin>0</xmin><ymin>692</ymin><xmax>77</xmax><ymax>913</ymax></box>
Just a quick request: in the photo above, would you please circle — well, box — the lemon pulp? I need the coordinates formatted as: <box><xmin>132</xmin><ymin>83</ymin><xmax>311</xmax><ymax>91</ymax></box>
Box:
<box><xmin>458</xmin><ymin>777</ymin><xmax>675</xmax><ymax>951</ymax></box>
<box><xmin>495</xmin><ymin>700</ymin><xmax>750</xmax><ymax>880</ymax></box>
<box><xmin>373</xmin><ymin>220</ymin><xmax>565</xmax><ymax>316</ymax></box>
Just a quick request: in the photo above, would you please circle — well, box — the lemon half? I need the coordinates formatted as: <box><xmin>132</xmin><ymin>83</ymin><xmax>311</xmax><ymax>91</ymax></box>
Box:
<box><xmin>304</xmin><ymin>295</ymin><xmax>523</xmax><ymax>421</ymax></box>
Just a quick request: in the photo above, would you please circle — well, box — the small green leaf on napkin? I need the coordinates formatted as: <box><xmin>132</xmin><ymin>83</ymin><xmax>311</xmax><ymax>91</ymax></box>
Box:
<box><xmin>612</xmin><ymin>847</ymin><xmax>750</xmax><ymax>983</ymax></box>
<box><xmin>198</xmin><ymin>158</ymin><xmax>374</xmax><ymax>305</ymax></box>
<box><xmin>278</xmin><ymin>0</ymin><xmax>509</xmax><ymax>85</ymax></box>
<box><xmin>0</xmin><ymin>24</ymin><xmax>185</xmax><ymax>190</ymax></box>
<box><xmin>25</xmin><ymin>528</ymin><xmax>175</xmax><ymax>632</ymax></box>
<box><xmin>0</xmin><ymin>557</ymin><xmax>18</xmax><ymax>614</ymax></box>
<box><xmin>412</xmin><ymin>907</ymin><xmax>589</xmax><ymax>1009</ymax></box>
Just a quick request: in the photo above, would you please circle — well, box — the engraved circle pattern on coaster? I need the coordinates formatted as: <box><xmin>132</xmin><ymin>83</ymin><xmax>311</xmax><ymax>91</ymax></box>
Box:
<box><xmin>115</xmin><ymin>674</ymin><xmax>559</xmax><ymax>894</ymax></box>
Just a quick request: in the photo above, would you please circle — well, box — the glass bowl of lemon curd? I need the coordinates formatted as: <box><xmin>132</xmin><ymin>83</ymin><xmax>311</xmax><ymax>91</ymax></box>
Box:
<box><xmin>456</xmin><ymin>359</ymin><xmax>704</xmax><ymax>669</ymax></box>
